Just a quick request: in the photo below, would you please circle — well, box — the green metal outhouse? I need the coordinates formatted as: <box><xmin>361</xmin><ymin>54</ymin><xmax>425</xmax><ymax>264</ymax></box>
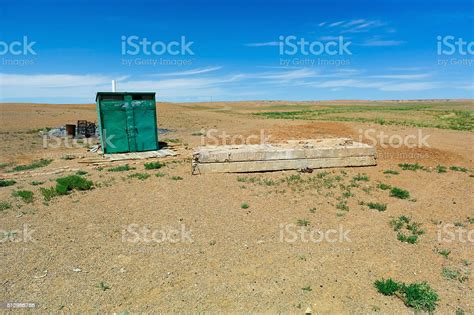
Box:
<box><xmin>96</xmin><ymin>92</ymin><xmax>158</xmax><ymax>154</ymax></box>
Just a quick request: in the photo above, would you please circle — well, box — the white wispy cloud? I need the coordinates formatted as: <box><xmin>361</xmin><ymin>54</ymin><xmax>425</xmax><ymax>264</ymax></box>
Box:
<box><xmin>152</xmin><ymin>67</ymin><xmax>222</xmax><ymax>76</ymax></box>
<box><xmin>361</xmin><ymin>39</ymin><xmax>406</xmax><ymax>46</ymax></box>
<box><xmin>244</xmin><ymin>41</ymin><xmax>279</xmax><ymax>47</ymax></box>
<box><xmin>307</xmin><ymin>79</ymin><xmax>438</xmax><ymax>91</ymax></box>
<box><xmin>0</xmin><ymin>73</ymin><xmax>127</xmax><ymax>88</ymax></box>
<box><xmin>343</xmin><ymin>19</ymin><xmax>366</xmax><ymax>27</ymax></box>
<box><xmin>0</xmin><ymin>69</ymin><xmax>450</xmax><ymax>102</ymax></box>
<box><xmin>370</xmin><ymin>73</ymin><xmax>431</xmax><ymax>80</ymax></box>
<box><xmin>379</xmin><ymin>82</ymin><xmax>439</xmax><ymax>91</ymax></box>
<box><xmin>329</xmin><ymin>21</ymin><xmax>345</xmax><ymax>27</ymax></box>
<box><xmin>253</xmin><ymin>68</ymin><xmax>320</xmax><ymax>82</ymax></box>
<box><xmin>342</xmin><ymin>20</ymin><xmax>386</xmax><ymax>33</ymax></box>
<box><xmin>318</xmin><ymin>35</ymin><xmax>343</xmax><ymax>41</ymax></box>
<box><xmin>387</xmin><ymin>67</ymin><xmax>424</xmax><ymax>71</ymax></box>
<box><xmin>0</xmin><ymin>72</ymin><xmax>243</xmax><ymax>100</ymax></box>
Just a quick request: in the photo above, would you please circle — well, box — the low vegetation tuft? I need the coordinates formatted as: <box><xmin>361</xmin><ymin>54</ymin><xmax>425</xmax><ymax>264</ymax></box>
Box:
<box><xmin>374</xmin><ymin>278</ymin><xmax>439</xmax><ymax>312</ymax></box>
<box><xmin>367</xmin><ymin>202</ymin><xmax>387</xmax><ymax>212</ymax></box>
<box><xmin>0</xmin><ymin>179</ymin><xmax>16</xmax><ymax>187</ymax></box>
<box><xmin>398</xmin><ymin>163</ymin><xmax>424</xmax><ymax>171</ymax></box>
<box><xmin>390</xmin><ymin>187</ymin><xmax>410</xmax><ymax>199</ymax></box>
<box><xmin>0</xmin><ymin>201</ymin><xmax>12</xmax><ymax>211</ymax></box>
<box><xmin>11</xmin><ymin>159</ymin><xmax>52</xmax><ymax>172</ymax></box>
<box><xmin>108</xmin><ymin>164</ymin><xmax>135</xmax><ymax>172</ymax></box>
<box><xmin>389</xmin><ymin>216</ymin><xmax>424</xmax><ymax>244</ymax></box>
<box><xmin>144</xmin><ymin>161</ymin><xmax>165</xmax><ymax>170</ymax></box>
<box><xmin>56</xmin><ymin>175</ymin><xmax>93</xmax><ymax>195</ymax></box>
<box><xmin>450</xmin><ymin>166</ymin><xmax>467</xmax><ymax>172</ymax></box>
<box><xmin>12</xmin><ymin>190</ymin><xmax>34</xmax><ymax>203</ymax></box>
<box><xmin>128</xmin><ymin>173</ymin><xmax>151</xmax><ymax>180</ymax></box>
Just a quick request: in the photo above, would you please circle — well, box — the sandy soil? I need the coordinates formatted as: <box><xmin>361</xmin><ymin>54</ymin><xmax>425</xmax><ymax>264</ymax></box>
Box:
<box><xmin>0</xmin><ymin>101</ymin><xmax>473</xmax><ymax>313</ymax></box>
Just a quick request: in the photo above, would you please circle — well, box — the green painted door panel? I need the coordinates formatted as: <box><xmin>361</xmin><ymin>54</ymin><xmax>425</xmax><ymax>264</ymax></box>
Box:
<box><xmin>126</xmin><ymin>105</ymin><xmax>137</xmax><ymax>152</ymax></box>
<box><xmin>96</xmin><ymin>92</ymin><xmax>157</xmax><ymax>154</ymax></box>
<box><xmin>101</xmin><ymin>109</ymin><xmax>129</xmax><ymax>153</ymax></box>
<box><xmin>133</xmin><ymin>109</ymin><xmax>158</xmax><ymax>151</ymax></box>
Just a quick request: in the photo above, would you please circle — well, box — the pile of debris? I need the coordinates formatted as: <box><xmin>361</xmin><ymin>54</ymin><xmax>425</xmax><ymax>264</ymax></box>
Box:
<box><xmin>42</xmin><ymin>120</ymin><xmax>97</xmax><ymax>139</ymax></box>
<box><xmin>192</xmin><ymin>138</ymin><xmax>376</xmax><ymax>174</ymax></box>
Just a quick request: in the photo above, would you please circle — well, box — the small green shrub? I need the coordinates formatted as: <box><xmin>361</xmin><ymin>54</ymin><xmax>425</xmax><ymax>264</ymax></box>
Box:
<box><xmin>12</xmin><ymin>190</ymin><xmax>34</xmax><ymax>203</ymax></box>
<box><xmin>374</xmin><ymin>278</ymin><xmax>399</xmax><ymax>296</ymax></box>
<box><xmin>375</xmin><ymin>279</ymin><xmax>438</xmax><ymax>312</ymax></box>
<box><xmin>55</xmin><ymin>175</ymin><xmax>93</xmax><ymax>195</ymax></box>
<box><xmin>11</xmin><ymin>159</ymin><xmax>52</xmax><ymax>172</ymax></box>
<box><xmin>377</xmin><ymin>183</ymin><xmax>391</xmax><ymax>190</ymax></box>
<box><xmin>0</xmin><ymin>179</ymin><xmax>16</xmax><ymax>187</ymax></box>
<box><xmin>450</xmin><ymin>166</ymin><xmax>467</xmax><ymax>172</ymax></box>
<box><xmin>309</xmin><ymin>207</ymin><xmax>316</xmax><ymax>213</ymax></box>
<box><xmin>442</xmin><ymin>267</ymin><xmax>469</xmax><ymax>282</ymax></box>
<box><xmin>435</xmin><ymin>165</ymin><xmax>447</xmax><ymax>173</ymax></box>
<box><xmin>155</xmin><ymin>172</ymin><xmax>166</xmax><ymax>177</ymax></box>
<box><xmin>383</xmin><ymin>170</ymin><xmax>399</xmax><ymax>175</ymax></box>
<box><xmin>171</xmin><ymin>176</ymin><xmax>183</xmax><ymax>181</ymax></box>
<box><xmin>397</xmin><ymin>233</ymin><xmax>419</xmax><ymax>244</ymax></box>
<box><xmin>108</xmin><ymin>164</ymin><xmax>135</xmax><ymax>172</ymax></box>
<box><xmin>144</xmin><ymin>161</ymin><xmax>165</xmax><ymax>170</ymax></box>
<box><xmin>390</xmin><ymin>187</ymin><xmax>410</xmax><ymax>199</ymax></box>
<box><xmin>389</xmin><ymin>216</ymin><xmax>423</xmax><ymax>244</ymax></box>
<box><xmin>302</xmin><ymin>285</ymin><xmax>312</xmax><ymax>292</ymax></box>
<box><xmin>398</xmin><ymin>163</ymin><xmax>424</xmax><ymax>171</ymax></box>
<box><xmin>61</xmin><ymin>155</ymin><xmax>76</xmax><ymax>160</ymax></box>
<box><xmin>97</xmin><ymin>281</ymin><xmax>110</xmax><ymax>291</ymax></box>
<box><xmin>241</xmin><ymin>202</ymin><xmax>249</xmax><ymax>209</ymax></box>
<box><xmin>31</xmin><ymin>180</ymin><xmax>45</xmax><ymax>186</ymax></box>
<box><xmin>436</xmin><ymin>248</ymin><xmax>451</xmax><ymax>258</ymax></box>
<box><xmin>297</xmin><ymin>219</ymin><xmax>310</xmax><ymax>226</ymax></box>
<box><xmin>367</xmin><ymin>202</ymin><xmax>387</xmax><ymax>212</ymax></box>
<box><xmin>128</xmin><ymin>173</ymin><xmax>150</xmax><ymax>180</ymax></box>
<box><xmin>399</xmin><ymin>282</ymin><xmax>439</xmax><ymax>312</ymax></box>
<box><xmin>40</xmin><ymin>187</ymin><xmax>58</xmax><ymax>201</ymax></box>
<box><xmin>336</xmin><ymin>200</ymin><xmax>349</xmax><ymax>211</ymax></box>
<box><xmin>76</xmin><ymin>170</ymin><xmax>88</xmax><ymax>176</ymax></box>
<box><xmin>0</xmin><ymin>201</ymin><xmax>12</xmax><ymax>211</ymax></box>
<box><xmin>353</xmin><ymin>174</ymin><xmax>369</xmax><ymax>182</ymax></box>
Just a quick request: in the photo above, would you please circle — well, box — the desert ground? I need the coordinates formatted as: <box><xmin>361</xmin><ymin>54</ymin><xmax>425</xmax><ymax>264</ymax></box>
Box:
<box><xmin>0</xmin><ymin>100</ymin><xmax>473</xmax><ymax>313</ymax></box>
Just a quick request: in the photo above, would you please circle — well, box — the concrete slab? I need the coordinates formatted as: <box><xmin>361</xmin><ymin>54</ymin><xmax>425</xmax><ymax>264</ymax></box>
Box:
<box><xmin>192</xmin><ymin>138</ymin><xmax>376</xmax><ymax>174</ymax></box>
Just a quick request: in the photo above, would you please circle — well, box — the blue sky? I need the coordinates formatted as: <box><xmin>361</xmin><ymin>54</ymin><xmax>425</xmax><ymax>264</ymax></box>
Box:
<box><xmin>0</xmin><ymin>0</ymin><xmax>473</xmax><ymax>103</ymax></box>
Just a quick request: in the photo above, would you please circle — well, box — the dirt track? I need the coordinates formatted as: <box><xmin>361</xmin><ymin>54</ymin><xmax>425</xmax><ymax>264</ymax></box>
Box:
<box><xmin>0</xmin><ymin>101</ymin><xmax>473</xmax><ymax>313</ymax></box>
